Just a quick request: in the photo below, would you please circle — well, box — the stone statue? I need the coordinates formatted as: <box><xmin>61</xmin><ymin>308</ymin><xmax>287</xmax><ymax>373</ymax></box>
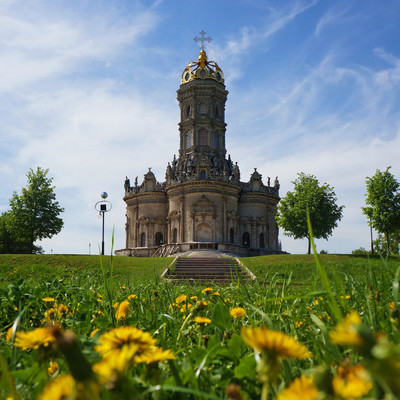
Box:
<box><xmin>124</xmin><ymin>176</ymin><xmax>130</xmax><ymax>191</ymax></box>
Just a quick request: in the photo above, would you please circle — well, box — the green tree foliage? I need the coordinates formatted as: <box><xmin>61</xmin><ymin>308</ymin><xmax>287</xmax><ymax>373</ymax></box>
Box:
<box><xmin>5</xmin><ymin>167</ymin><xmax>64</xmax><ymax>254</ymax></box>
<box><xmin>362</xmin><ymin>167</ymin><xmax>400</xmax><ymax>254</ymax></box>
<box><xmin>276</xmin><ymin>173</ymin><xmax>344</xmax><ymax>254</ymax></box>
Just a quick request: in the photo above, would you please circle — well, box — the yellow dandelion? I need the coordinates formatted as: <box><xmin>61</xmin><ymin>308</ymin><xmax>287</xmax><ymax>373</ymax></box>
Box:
<box><xmin>90</xmin><ymin>328</ymin><xmax>100</xmax><ymax>338</ymax></box>
<box><xmin>194</xmin><ymin>316</ymin><xmax>211</xmax><ymax>324</ymax></box>
<box><xmin>176</xmin><ymin>294</ymin><xmax>187</xmax><ymax>304</ymax></box>
<box><xmin>14</xmin><ymin>327</ymin><xmax>56</xmax><ymax>351</ymax></box>
<box><xmin>241</xmin><ymin>326</ymin><xmax>312</xmax><ymax>359</ymax></box>
<box><xmin>38</xmin><ymin>374</ymin><xmax>74</xmax><ymax>400</ymax></box>
<box><xmin>95</xmin><ymin>326</ymin><xmax>156</xmax><ymax>358</ymax></box>
<box><xmin>135</xmin><ymin>346</ymin><xmax>176</xmax><ymax>364</ymax></box>
<box><xmin>191</xmin><ymin>296</ymin><xmax>198</xmax><ymax>301</ymax></box>
<box><xmin>113</xmin><ymin>302</ymin><xmax>120</xmax><ymax>309</ymax></box>
<box><xmin>313</xmin><ymin>299</ymin><xmax>319</xmax><ymax>306</ymax></box>
<box><xmin>93</xmin><ymin>344</ymin><xmax>139</xmax><ymax>383</ymax></box>
<box><xmin>212</xmin><ymin>292</ymin><xmax>220</xmax><ymax>297</ymax></box>
<box><xmin>277</xmin><ymin>375</ymin><xmax>319</xmax><ymax>400</ymax></box>
<box><xmin>389</xmin><ymin>301</ymin><xmax>396</xmax><ymax>310</ymax></box>
<box><xmin>6</xmin><ymin>326</ymin><xmax>14</xmax><ymax>342</ymax></box>
<box><xmin>48</xmin><ymin>360</ymin><xmax>59</xmax><ymax>376</ymax></box>
<box><xmin>128</xmin><ymin>294</ymin><xmax>138</xmax><ymax>300</ymax></box>
<box><xmin>230</xmin><ymin>307</ymin><xmax>247</xmax><ymax>319</ymax></box>
<box><xmin>202</xmin><ymin>287</ymin><xmax>213</xmax><ymax>294</ymax></box>
<box><xmin>120</xmin><ymin>286</ymin><xmax>127</xmax><ymax>290</ymax></box>
<box><xmin>196</xmin><ymin>300</ymin><xmax>209</xmax><ymax>309</ymax></box>
<box><xmin>329</xmin><ymin>312</ymin><xmax>363</xmax><ymax>347</ymax></box>
<box><xmin>56</xmin><ymin>304</ymin><xmax>68</xmax><ymax>319</ymax></box>
<box><xmin>295</xmin><ymin>321</ymin><xmax>304</xmax><ymax>328</ymax></box>
<box><xmin>180</xmin><ymin>303</ymin><xmax>193</xmax><ymax>312</ymax></box>
<box><xmin>42</xmin><ymin>297</ymin><xmax>55</xmax><ymax>302</ymax></box>
<box><xmin>333</xmin><ymin>364</ymin><xmax>373</xmax><ymax>399</ymax></box>
<box><xmin>115</xmin><ymin>300</ymin><xmax>130</xmax><ymax>321</ymax></box>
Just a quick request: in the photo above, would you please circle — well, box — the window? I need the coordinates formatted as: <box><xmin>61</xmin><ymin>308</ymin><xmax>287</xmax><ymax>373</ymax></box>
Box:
<box><xmin>230</xmin><ymin>228</ymin><xmax>234</xmax><ymax>244</ymax></box>
<box><xmin>215</xmin><ymin>105</ymin><xmax>220</xmax><ymax>117</ymax></box>
<box><xmin>186</xmin><ymin>131</ymin><xmax>192</xmax><ymax>148</ymax></box>
<box><xmin>242</xmin><ymin>232</ymin><xmax>250</xmax><ymax>247</ymax></box>
<box><xmin>259</xmin><ymin>233</ymin><xmax>265</xmax><ymax>248</ymax></box>
<box><xmin>200</xmin><ymin>170</ymin><xmax>207</xmax><ymax>180</ymax></box>
<box><xmin>199</xmin><ymin>129</ymin><xmax>208</xmax><ymax>146</ymax></box>
<box><xmin>140</xmin><ymin>232</ymin><xmax>146</xmax><ymax>247</ymax></box>
<box><xmin>199</xmin><ymin>103</ymin><xmax>208</xmax><ymax>115</ymax></box>
<box><xmin>213</xmin><ymin>131</ymin><xmax>219</xmax><ymax>147</ymax></box>
<box><xmin>172</xmin><ymin>228</ymin><xmax>177</xmax><ymax>243</ymax></box>
<box><xmin>186</xmin><ymin>105</ymin><xmax>191</xmax><ymax>117</ymax></box>
<box><xmin>155</xmin><ymin>232</ymin><xmax>163</xmax><ymax>246</ymax></box>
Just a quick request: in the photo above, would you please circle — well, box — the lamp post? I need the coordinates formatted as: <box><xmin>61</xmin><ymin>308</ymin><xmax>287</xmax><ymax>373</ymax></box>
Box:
<box><xmin>95</xmin><ymin>192</ymin><xmax>112</xmax><ymax>255</ymax></box>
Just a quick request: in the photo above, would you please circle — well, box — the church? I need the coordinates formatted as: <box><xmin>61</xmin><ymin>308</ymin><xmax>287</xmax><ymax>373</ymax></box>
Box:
<box><xmin>116</xmin><ymin>33</ymin><xmax>282</xmax><ymax>257</ymax></box>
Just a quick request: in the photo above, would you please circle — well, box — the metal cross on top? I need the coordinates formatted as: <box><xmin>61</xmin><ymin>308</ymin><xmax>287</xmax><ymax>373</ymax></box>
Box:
<box><xmin>194</xmin><ymin>30</ymin><xmax>212</xmax><ymax>51</ymax></box>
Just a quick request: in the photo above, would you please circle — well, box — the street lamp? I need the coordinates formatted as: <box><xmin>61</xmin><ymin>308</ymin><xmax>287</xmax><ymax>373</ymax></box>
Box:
<box><xmin>95</xmin><ymin>192</ymin><xmax>112</xmax><ymax>255</ymax></box>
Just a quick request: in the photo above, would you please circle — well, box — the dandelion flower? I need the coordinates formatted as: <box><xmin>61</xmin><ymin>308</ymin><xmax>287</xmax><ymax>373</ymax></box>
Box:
<box><xmin>277</xmin><ymin>375</ymin><xmax>319</xmax><ymax>400</ymax></box>
<box><xmin>95</xmin><ymin>326</ymin><xmax>156</xmax><ymax>358</ymax></box>
<box><xmin>93</xmin><ymin>344</ymin><xmax>139</xmax><ymax>382</ymax></box>
<box><xmin>48</xmin><ymin>360</ymin><xmax>59</xmax><ymax>376</ymax></box>
<box><xmin>241</xmin><ymin>326</ymin><xmax>312</xmax><ymax>359</ymax></box>
<box><xmin>230</xmin><ymin>307</ymin><xmax>246</xmax><ymax>319</ymax></box>
<box><xmin>196</xmin><ymin>300</ymin><xmax>209</xmax><ymax>309</ymax></box>
<box><xmin>202</xmin><ymin>288</ymin><xmax>213</xmax><ymax>294</ymax></box>
<box><xmin>128</xmin><ymin>294</ymin><xmax>138</xmax><ymax>300</ymax></box>
<box><xmin>176</xmin><ymin>294</ymin><xmax>187</xmax><ymax>304</ymax></box>
<box><xmin>115</xmin><ymin>300</ymin><xmax>130</xmax><ymax>321</ymax></box>
<box><xmin>90</xmin><ymin>329</ymin><xmax>100</xmax><ymax>338</ymax></box>
<box><xmin>332</xmin><ymin>364</ymin><xmax>373</xmax><ymax>399</ymax></box>
<box><xmin>329</xmin><ymin>312</ymin><xmax>363</xmax><ymax>347</ymax></box>
<box><xmin>56</xmin><ymin>304</ymin><xmax>68</xmax><ymax>319</ymax></box>
<box><xmin>135</xmin><ymin>347</ymin><xmax>176</xmax><ymax>364</ymax></box>
<box><xmin>194</xmin><ymin>316</ymin><xmax>211</xmax><ymax>324</ymax></box>
<box><xmin>42</xmin><ymin>297</ymin><xmax>55</xmax><ymax>302</ymax></box>
<box><xmin>14</xmin><ymin>327</ymin><xmax>56</xmax><ymax>351</ymax></box>
<box><xmin>6</xmin><ymin>326</ymin><xmax>13</xmax><ymax>342</ymax></box>
<box><xmin>38</xmin><ymin>374</ymin><xmax>74</xmax><ymax>400</ymax></box>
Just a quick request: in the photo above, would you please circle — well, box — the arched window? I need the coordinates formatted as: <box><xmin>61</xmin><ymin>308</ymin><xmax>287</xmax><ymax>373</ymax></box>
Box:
<box><xmin>199</xmin><ymin>129</ymin><xmax>208</xmax><ymax>146</ymax></box>
<box><xmin>185</xmin><ymin>105</ymin><xmax>191</xmax><ymax>117</ymax></box>
<box><xmin>215</xmin><ymin>105</ymin><xmax>220</xmax><ymax>117</ymax></box>
<box><xmin>186</xmin><ymin>131</ymin><xmax>192</xmax><ymax>148</ymax></box>
<box><xmin>172</xmin><ymin>228</ymin><xmax>177</xmax><ymax>243</ymax></box>
<box><xmin>140</xmin><ymin>232</ymin><xmax>146</xmax><ymax>247</ymax></box>
<box><xmin>200</xmin><ymin>170</ymin><xmax>207</xmax><ymax>180</ymax></box>
<box><xmin>199</xmin><ymin>103</ymin><xmax>208</xmax><ymax>115</ymax></box>
<box><xmin>230</xmin><ymin>228</ymin><xmax>234</xmax><ymax>244</ymax></box>
<box><xmin>155</xmin><ymin>232</ymin><xmax>163</xmax><ymax>246</ymax></box>
<box><xmin>242</xmin><ymin>232</ymin><xmax>250</xmax><ymax>247</ymax></box>
<box><xmin>213</xmin><ymin>131</ymin><xmax>219</xmax><ymax>147</ymax></box>
<box><xmin>259</xmin><ymin>233</ymin><xmax>265</xmax><ymax>248</ymax></box>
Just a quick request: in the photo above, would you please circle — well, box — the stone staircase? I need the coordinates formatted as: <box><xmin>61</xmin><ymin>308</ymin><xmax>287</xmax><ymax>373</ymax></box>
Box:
<box><xmin>165</xmin><ymin>257</ymin><xmax>251</xmax><ymax>284</ymax></box>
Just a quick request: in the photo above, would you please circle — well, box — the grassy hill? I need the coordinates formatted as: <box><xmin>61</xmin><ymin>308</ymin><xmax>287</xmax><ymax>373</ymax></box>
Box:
<box><xmin>0</xmin><ymin>253</ymin><xmax>399</xmax><ymax>289</ymax></box>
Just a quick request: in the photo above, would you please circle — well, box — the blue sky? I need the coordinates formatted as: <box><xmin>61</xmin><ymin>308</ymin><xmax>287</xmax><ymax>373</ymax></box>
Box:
<box><xmin>1</xmin><ymin>0</ymin><xmax>399</xmax><ymax>255</ymax></box>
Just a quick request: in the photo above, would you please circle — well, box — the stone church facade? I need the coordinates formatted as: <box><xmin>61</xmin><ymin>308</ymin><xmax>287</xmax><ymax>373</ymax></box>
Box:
<box><xmin>116</xmin><ymin>48</ymin><xmax>282</xmax><ymax>257</ymax></box>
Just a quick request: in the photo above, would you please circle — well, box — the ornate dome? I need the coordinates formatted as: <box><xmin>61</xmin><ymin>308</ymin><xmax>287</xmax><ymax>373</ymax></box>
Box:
<box><xmin>181</xmin><ymin>50</ymin><xmax>224</xmax><ymax>84</ymax></box>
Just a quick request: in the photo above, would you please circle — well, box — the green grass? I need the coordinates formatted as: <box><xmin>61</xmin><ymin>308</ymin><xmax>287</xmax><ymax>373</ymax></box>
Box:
<box><xmin>0</xmin><ymin>254</ymin><xmax>174</xmax><ymax>288</ymax></box>
<box><xmin>1</xmin><ymin>252</ymin><xmax>400</xmax><ymax>399</ymax></box>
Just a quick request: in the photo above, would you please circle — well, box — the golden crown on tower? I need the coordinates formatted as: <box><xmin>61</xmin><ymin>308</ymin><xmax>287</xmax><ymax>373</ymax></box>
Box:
<box><xmin>181</xmin><ymin>31</ymin><xmax>224</xmax><ymax>84</ymax></box>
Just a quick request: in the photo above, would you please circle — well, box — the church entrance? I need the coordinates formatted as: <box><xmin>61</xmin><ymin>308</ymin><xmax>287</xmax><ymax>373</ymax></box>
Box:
<box><xmin>196</xmin><ymin>222</ymin><xmax>212</xmax><ymax>242</ymax></box>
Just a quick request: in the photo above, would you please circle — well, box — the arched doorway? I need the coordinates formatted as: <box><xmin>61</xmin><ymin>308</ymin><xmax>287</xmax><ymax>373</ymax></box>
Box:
<box><xmin>155</xmin><ymin>232</ymin><xmax>163</xmax><ymax>246</ymax></box>
<box><xmin>230</xmin><ymin>228</ymin><xmax>235</xmax><ymax>244</ymax></box>
<box><xmin>140</xmin><ymin>232</ymin><xmax>146</xmax><ymax>247</ymax></box>
<box><xmin>172</xmin><ymin>228</ymin><xmax>177</xmax><ymax>243</ymax></box>
<box><xmin>259</xmin><ymin>232</ymin><xmax>265</xmax><ymax>248</ymax></box>
<box><xmin>242</xmin><ymin>232</ymin><xmax>250</xmax><ymax>247</ymax></box>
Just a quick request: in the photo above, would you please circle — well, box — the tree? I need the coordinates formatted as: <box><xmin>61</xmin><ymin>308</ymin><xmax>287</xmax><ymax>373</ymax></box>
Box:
<box><xmin>7</xmin><ymin>167</ymin><xmax>64</xmax><ymax>254</ymax></box>
<box><xmin>276</xmin><ymin>173</ymin><xmax>344</xmax><ymax>254</ymax></box>
<box><xmin>362</xmin><ymin>167</ymin><xmax>400</xmax><ymax>254</ymax></box>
